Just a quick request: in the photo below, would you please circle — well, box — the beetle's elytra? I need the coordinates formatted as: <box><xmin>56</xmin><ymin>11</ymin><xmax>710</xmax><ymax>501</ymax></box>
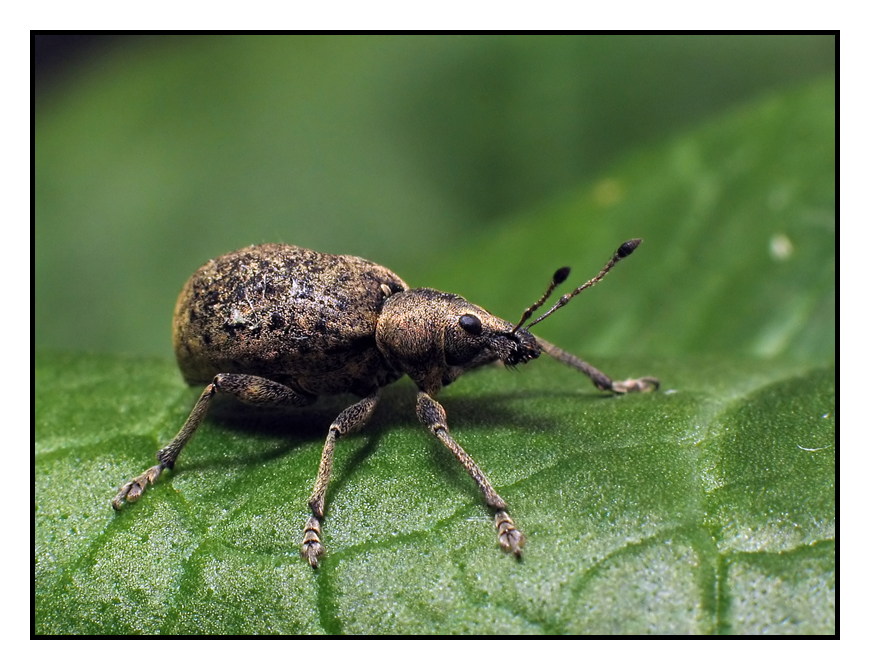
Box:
<box><xmin>113</xmin><ymin>241</ymin><xmax>658</xmax><ymax>567</ymax></box>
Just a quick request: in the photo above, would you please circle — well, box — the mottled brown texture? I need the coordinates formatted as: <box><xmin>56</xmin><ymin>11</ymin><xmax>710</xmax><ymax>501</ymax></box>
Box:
<box><xmin>114</xmin><ymin>241</ymin><xmax>658</xmax><ymax>568</ymax></box>
<box><xmin>173</xmin><ymin>244</ymin><xmax>408</xmax><ymax>397</ymax></box>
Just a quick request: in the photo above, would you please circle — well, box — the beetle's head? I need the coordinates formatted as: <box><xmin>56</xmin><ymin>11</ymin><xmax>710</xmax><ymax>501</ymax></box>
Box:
<box><xmin>443</xmin><ymin>303</ymin><xmax>541</xmax><ymax>370</ymax></box>
<box><xmin>376</xmin><ymin>288</ymin><xmax>540</xmax><ymax>392</ymax></box>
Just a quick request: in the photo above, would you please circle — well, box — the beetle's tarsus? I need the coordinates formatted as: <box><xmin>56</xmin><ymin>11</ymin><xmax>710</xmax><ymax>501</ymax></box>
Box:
<box><xmin>302</xmin><ymin>516</ymin><xmax>324</xmax><ymax>568</ymax></box>
<box><xmin>611</xmin><ymin>376</ymin><xmax>660</xmax><ymax>394</ymax></box>
<box><xmin>112</xmin><ymin>464</ymin><xmax>166</xmax><ymax>509</ymax></box>
<box><xmin>495</xmin><ymin>510</ymin><xmax>525</xmax><ymax>556</ymax></box>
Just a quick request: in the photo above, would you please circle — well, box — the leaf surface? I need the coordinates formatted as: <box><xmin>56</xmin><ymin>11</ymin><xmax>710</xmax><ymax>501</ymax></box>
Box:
<box><xmin>35</xmin><ymin>352</ymin><xmax>834</xmax><ymax>634</ymax></box>
<box><xmin>35</xmin><ymin>68</ymin><xmax>835</xmax><ymax>634</ymax></box>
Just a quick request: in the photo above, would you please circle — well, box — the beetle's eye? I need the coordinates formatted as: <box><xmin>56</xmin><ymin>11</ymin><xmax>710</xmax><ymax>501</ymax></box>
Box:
<box><xmin>459</xmin><ymin>314</ymin><xmax>483</xmax><ymax>336</ymax></box>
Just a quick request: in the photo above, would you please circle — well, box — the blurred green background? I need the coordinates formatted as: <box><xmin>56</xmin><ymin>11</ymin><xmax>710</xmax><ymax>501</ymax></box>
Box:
<box><xmin>36</xmin><ymin>35</ymin><xmax>835</xmax><ymax>363</ymax></box>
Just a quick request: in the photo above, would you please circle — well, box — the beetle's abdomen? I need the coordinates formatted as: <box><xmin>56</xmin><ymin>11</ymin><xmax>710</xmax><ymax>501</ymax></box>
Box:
<box><xmin>173</xmin><ymin>244</ymin><xmax>408</xmax><ymax>396</ymax></box>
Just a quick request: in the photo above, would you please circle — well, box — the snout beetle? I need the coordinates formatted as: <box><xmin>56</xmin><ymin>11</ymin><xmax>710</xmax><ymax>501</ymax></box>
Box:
<box><xmin>113</xmin><ymin>240</ymin><xmax>658</xmax><ymax>567</ymax></box>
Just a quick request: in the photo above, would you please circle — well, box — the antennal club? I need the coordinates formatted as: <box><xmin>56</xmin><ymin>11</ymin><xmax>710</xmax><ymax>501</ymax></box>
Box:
<box><xmin>512</xmin><ymin>266</ymin><xmax>571</xmax><ymax>333</ymax></box>
<box><xmin>525</xmin><ymin>238</ymin><xmax>643</xmax><ymax>330</ymax></box>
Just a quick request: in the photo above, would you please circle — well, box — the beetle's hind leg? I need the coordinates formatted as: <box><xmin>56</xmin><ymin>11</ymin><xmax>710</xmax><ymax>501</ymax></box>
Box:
<box><xmin>112</xmin><ymin>374</ymin><xmax>314</xmax><ymax>510</ymax></box>
<box><xmin>303</xmin><ymin>389</ymin><xmax>381</xmax><ymax>568</ymax></box>
<box><xmin>535</xmin><ymin>338</ymin><xmax>659</xmax><ymax>394</ymax></box>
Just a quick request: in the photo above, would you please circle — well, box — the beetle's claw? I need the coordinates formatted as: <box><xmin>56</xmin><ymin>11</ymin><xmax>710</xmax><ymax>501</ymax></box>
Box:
<box><xmin>495</xmin><ymin>510</ymin><xmax>525</xmax><ymax>557</ymax></box>
<box><xmin>112</xmin><ymin>464</ymin><xmax>165</xmax><ymax>510</ymax></box>
<box><xmin>302</xmin><ymin>516</ymin><xmax>324</xmax><ymax>568</ymax></box>
<box><xmin>611</xmin><ymin>376</ymin><xmax>660</xmax><ymax>394</ymax></box>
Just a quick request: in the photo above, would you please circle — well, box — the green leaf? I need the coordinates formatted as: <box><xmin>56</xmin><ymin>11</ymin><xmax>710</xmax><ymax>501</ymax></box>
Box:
<box><xmin>35</xmin><ymin>352</ymin><xmax>833</xmax><ymax>635</ymax></box>
<box><xmin>35</xmin><ymin>62</ymin><xmax>835</xmax><ymax>634</ymax></box>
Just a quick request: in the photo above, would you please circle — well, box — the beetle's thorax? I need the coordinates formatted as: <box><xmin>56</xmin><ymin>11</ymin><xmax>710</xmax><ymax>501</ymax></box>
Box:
<box><xmin>376</xmin><ymin>287</ymin><xmax>540</xmax><ymax>394</ymax></box>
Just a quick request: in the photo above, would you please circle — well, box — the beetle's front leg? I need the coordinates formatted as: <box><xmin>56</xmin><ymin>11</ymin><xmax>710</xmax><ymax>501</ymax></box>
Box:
<box><xmin>536</xmin><ymin>338</ymin><xmax>659</xmax><ymax>394</ymax></box>
<box><xmin>303</xmin><ymin>389</ymin><xmax>380</xmax><ymax>568</ymax></box>
<box><xmin>416</xmin><ymin>391</ymin><xmax>524</xmax><ymax>556</ymax></box>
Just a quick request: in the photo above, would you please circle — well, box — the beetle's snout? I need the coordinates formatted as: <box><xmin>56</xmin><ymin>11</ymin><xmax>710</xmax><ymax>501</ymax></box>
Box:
<box><xmin>503</xmin><ymin>327</ymin><xmax>541</xmax><ymax>367</ymax></box>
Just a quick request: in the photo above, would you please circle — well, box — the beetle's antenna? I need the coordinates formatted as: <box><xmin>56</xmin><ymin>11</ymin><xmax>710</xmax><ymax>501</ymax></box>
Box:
<box><xmin>526</xmin><ymin>239</ymin><xmax>642</xmax><ymax>330</ymax></box>
<box><xmin>511</xmin><ymin>266</ymin><xmax>571</xmax><ymax>334</ymax></box>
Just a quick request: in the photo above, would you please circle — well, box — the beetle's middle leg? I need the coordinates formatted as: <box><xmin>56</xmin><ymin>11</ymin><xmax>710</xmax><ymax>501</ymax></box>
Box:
<box><xmin>535</xmin><ymin>337</ymin><xmax>659</xmax><ymax>394</ymax></box>
<box><xmin>112</xmin><ymin>373</ymin><xmax>314</xmax><ymax>510</ymax></box>
<box><xmin>302</xmin><ymin>389</ymin><xmax>380</xmax><ymax>568</ymax></box>
<box><xmin>416</xmin><ymin>391</ymin><xmax>525</xmax><ymax>557</ymax></box>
